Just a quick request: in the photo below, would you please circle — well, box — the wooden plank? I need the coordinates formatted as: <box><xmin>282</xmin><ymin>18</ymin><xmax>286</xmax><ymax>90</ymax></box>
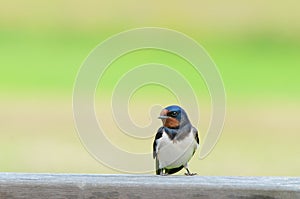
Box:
<box><xmin>0</xmin><ymin>173</ymin><xmax>299</xmax><ymax>199</ymax></box>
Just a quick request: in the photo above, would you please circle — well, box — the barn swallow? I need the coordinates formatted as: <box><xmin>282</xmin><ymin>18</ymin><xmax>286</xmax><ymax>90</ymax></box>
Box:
<box><xmin>153</xmin><ymin>105</ymin><xmax>199</xmax><ymax>175</ymax></box>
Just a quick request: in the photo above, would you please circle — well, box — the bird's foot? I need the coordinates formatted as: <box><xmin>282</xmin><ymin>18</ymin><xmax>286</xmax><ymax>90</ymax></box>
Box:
<box><xmin>184</xmin><ymin>172</ymin><xmax>197</xmax><ymax>176</ymax></box>
<box><xmin>160</xmin><ymin>173</ymin><xmax>169</xmax><ymax>176</ymax></box>
<box><xmin>184</xmin><ymin>168</ymin><xmax>197</xmax><ymax>176</ymax></box>
<box><xmin>159</xmin><ymin>170</ymin><xmax>169</xmax><ymax>176</ymax></box>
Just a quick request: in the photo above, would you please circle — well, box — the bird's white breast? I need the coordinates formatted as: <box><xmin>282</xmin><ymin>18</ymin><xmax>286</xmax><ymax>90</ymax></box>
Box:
<box><xmin>156</xmin><ymin>130</ymin><xmax>198</xmax><ymax>169</ymax></box>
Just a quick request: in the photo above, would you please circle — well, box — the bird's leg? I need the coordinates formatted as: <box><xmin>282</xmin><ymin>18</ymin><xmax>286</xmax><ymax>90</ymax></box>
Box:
<box><xmin>184</xmin><ymin>168</ymin><xmax>197</xmax><ymax>176</ymax></box>
<box><xmin>184</xmin><ymin>164</ymin><xmax>197</xmax><ymax>176</ymax></box>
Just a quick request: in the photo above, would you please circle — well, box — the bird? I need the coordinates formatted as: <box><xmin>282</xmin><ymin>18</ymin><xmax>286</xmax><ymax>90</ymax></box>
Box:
<box><xmin>153</xmin><ymin>105</ymin><xmax>199</xmax><ymax>176</ymax></box>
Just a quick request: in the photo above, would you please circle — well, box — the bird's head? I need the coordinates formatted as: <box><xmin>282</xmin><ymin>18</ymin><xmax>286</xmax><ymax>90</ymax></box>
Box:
<box><xmin>158</xmin><ymin>105</ymin><xmax>190</xmax><ymax>128</ymax></box>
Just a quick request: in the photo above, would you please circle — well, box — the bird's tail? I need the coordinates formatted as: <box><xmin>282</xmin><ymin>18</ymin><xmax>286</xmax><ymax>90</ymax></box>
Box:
<box><xmin>165</xmin><ymin>165</ymin><xmax>184</xmax><ymax>175</ymax></box>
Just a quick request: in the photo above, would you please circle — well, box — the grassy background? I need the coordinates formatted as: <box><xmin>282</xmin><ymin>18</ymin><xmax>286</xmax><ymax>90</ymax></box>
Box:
<box><xmin>1</xmin><ymin>0</ymin><xmax>300</xmax><ymax>175</ymax></box>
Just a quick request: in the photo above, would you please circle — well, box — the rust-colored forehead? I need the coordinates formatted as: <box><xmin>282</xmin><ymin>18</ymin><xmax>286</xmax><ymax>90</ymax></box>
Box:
<box><xmin>160</xmin><ymin>109</ymin><xmax>169</xmax><ymax>116</ymax></box>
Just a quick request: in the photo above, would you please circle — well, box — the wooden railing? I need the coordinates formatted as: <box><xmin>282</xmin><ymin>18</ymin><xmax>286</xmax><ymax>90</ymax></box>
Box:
<box><xmin>0</xmin><ymin>173</ymin><xmax>299</xmax><ymax>198</ymax></box>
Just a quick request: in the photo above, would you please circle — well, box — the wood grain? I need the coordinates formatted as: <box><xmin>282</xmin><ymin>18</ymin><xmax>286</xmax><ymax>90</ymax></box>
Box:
<box><xmin>0</xmin><ymin>173</ymin><xmax>299</xmax><ymax>199</ymax></box>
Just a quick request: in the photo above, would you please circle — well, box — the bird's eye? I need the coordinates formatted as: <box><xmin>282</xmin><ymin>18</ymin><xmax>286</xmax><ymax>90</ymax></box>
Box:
<box><xmin>170</xmin><ymin>111</ymin><xmax>178</xmax><ymax>117</ymax></box>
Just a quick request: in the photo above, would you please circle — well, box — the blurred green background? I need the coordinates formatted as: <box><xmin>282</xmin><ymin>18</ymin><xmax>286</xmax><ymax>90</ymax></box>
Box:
<box><xmin>1</xmin><ymin>0</ymin><xmax>299</xmax><ymax>175</ymax></box>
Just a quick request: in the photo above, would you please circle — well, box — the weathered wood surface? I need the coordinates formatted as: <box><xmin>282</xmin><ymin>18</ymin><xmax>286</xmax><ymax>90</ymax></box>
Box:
<box><xmin>0</xmin><ymin>173</ymin><xmax>299</xmax><ymax>199</ymax></box>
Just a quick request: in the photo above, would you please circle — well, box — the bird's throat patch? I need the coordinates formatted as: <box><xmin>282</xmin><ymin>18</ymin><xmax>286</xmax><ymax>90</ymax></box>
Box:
<box><xmin>164</xmin><ymin>117</ymin><xmax>180</xmax><ymax>129</ymax></box>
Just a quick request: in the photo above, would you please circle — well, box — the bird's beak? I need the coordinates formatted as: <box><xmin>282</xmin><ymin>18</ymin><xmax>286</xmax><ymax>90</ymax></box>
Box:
<box><xmin>158</xmin><ymin>115</ymin><xmax>169</xmax><ymax>119</ymax></box>
<box><xmin>158</xmin><ymin>109</ymin><xmax>169</xmax><ymax>119</ymax></box>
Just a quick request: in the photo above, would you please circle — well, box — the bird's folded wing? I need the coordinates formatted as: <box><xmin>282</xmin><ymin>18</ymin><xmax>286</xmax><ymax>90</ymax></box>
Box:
<box><xmin>152</xmin><ymin>126</ymin><xmax>164</xmax><ymax>159</ymax></box>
